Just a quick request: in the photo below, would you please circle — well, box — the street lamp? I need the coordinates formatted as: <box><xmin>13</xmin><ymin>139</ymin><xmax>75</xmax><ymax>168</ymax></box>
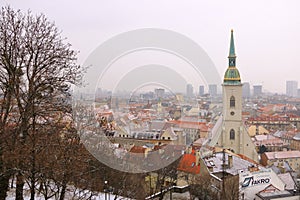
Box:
<box><xmin>104</xmin><ymin>180</ymin><xmax>108</xmax><ymax>200</ymax></box>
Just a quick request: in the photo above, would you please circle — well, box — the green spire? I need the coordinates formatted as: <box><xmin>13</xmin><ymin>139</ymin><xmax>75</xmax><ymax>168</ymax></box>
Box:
<box><xmin>229</xmin><ymin>29</ymin><xmax>236</xmax><ymax>57</ymax></box>
<box><xmin>228</xmin><ymin>29</ymin><xmax>236</xmax><ymax>67</ymax></box>
<box><xmin>224</xmin><ymin>29</ymin><xmax>241</xmax><ymax>85</ymax></box>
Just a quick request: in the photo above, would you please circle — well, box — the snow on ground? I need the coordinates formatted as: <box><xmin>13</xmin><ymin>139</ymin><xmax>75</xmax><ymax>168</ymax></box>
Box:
<box><xmin>7</xmin><ymin>189</ymin><xmax>132</xmax><ymax>200</ymax></box>
<box><xmin>6</xmin><ymin>184</ymin><xmax>132</xmax><ymax>200</ymax></box>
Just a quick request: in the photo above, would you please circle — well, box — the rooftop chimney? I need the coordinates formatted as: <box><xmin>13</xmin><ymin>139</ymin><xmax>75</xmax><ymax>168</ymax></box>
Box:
<box><xmin>248</xmin><ymin>165</ymin><xmax>259</xmax><ymax>172</ymax></box>
<box><xmin>228</xmin><ymin>155</ymin><xmax>233</xmax><ymax>168</ymax></box>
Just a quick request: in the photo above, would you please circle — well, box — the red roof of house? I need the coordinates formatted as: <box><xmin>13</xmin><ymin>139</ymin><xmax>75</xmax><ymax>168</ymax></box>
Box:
<box><xmin>282</xmin><ymin>131</ymin><xmax>298</xmax><ymax>139</ymax></box>
<box><xmin>286</xmin><ymin>113</ymin><xmax>300</xmax><ymax>118</ymax></box>
<box><xmin>177</xmin><ymin>152</ymin><xmax>200</xmax><ymax>174</ymax></box>
<box><xmin>237</xmin><ymin>154</ymin><xmax>259</xmax><ymax>165</ymax></box>
<box><xmin>248</xmin><ymin>115</ymin><xmax>289</xmax><ymax>122</ymax></box>
<box><xmin>153</xmin><ymin>144</ymin><xmax>167</xmax><ymax>151</ymax></box>
<box><xmin>168</xmin><ymin>120</ymin><xmax>209</xmax><ymax>131</ymax></box>
<box><xmin>242</xmin><ymin>111</ymin><xmax>250</xmax><ymax>115</ymax></box>
<box><xmin>129</xmin><ymin>146</ymin><xmax>146</xmax><ymax>154</ymax></box>
<box><xmin>263</xmin><ymin>151</ymin><xmax>300</xmax><ymax>160</ymax></box>
<box><xmin>258</xmin><ymin>184</ymin><xmax>280</xmax><ymax>194</ymax></box>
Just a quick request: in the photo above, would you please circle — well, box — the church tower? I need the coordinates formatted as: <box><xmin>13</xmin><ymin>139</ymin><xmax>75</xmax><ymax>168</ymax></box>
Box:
<box><xmin>222</xmin><ymin>29</ymin><xmax>243</xmax><ymax>153</ymax></box>
<box><xmin>209</xmin><ymin>30</ymin><xmax>258</xmax><ymax>162</ymax></box>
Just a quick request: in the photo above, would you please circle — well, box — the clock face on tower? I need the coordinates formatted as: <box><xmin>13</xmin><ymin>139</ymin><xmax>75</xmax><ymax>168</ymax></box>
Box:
<box><xmin>230</xmin><ymin>111</ymin><xmax>235</xmax><ymax>116</ymax></box>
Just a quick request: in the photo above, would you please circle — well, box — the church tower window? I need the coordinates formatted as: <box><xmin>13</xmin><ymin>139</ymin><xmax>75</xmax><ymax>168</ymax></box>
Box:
<box><xmin>230</xmin><ymin>96</ymin><xmax>235</xmax><ymax>107</ymax></box>
<box><xmin>230</xmin><ymin>129</ymin><xmax>235</xmax><ymax>140</ymax></box>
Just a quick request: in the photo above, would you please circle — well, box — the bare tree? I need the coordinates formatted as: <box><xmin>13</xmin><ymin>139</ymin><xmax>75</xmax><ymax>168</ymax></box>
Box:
<box><xmin>0</xmin><ymin>6</ymin><xmax>23</xmax><ymax>200</ymax></box>
<box><xmin>0</xmin><ymin>6</ymin><xmax>82</xmax><ymax>199</ymax></box>
<box><xmin>189</xmin><ymin>174</ymin><xmax>218</xmax><ymax>200</ymax></box>
<box><xmin>222</xmin><ymin>175</ymin><xmax>239</xmax><ymax>200</ymax></box>
<box><xmin>151</xmin><ymin>159</ymin><xmax>179</xmax><ymax>200</ymax></box>
<box><xmin>34</xmin><ymin>123</ymin><xmax>94</xmax><ymax>200</ymax></box>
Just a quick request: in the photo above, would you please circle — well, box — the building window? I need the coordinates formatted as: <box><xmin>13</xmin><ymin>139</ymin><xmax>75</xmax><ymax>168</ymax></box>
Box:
<box><xmin>230</xmin><ymin>129</ymin><xmax>235</xmax><ymax>140</ymax></box>
<box><xmin>230</xmin><ymin>96</ymin><xmax>235</xmax><ymax>107</ymax></box>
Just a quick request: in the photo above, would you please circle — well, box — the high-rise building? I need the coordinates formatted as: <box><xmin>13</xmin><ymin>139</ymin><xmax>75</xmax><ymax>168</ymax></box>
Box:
<box><xmin>186</xmin><ymin>84</ymin><xmax>193</xmax><ymax>98</ymax></box>
<box><xmin>286</xmin><ymin>81</ymin><xmax>298</xmax><ymax>97</ymax></box>
<box><xmin>208</xmin><ymin>84</ymin><xmax>217</xmax><ymax>97</ymax></box>
<box><xmin>199</xmin><ymin>85</ymin><xmax>204</xmax><ymax>96</ymax></box>
<box><xmin>253</xmin><ymin>85</ymin><xmax>262</xmax><ymax>97</ymax></box>
<box><xmin>154</xmin><ymin>88</ymin><xmax>165</xmax><ymax>99</ymax></box>
<box><xmin>242</xmin><ymin>82</ymin><xmax>250</xmax><ymax>98</ymax></box>
<box><xmin>209</xmin><ymin>30</ymin><xmax>258</xmax><ymax>162</ymax></box>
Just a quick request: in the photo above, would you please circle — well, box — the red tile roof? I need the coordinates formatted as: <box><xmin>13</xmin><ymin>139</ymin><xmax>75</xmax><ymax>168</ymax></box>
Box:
<box><xmin>258</xmin><ymin>184</ymin><xmax>280</xmax><ymax>194</ymax></box>
<box><xmin>282</xmin><ymin>131</ymin><xmax>298</xmax><ymax>139</ymax></box>
<box><xmin>129</xmin><ymin>146</ymin><xmax>146</xmax><ymax>154</ymax></box>
<box><xmin>153</xmin><ymin>144</ymin><xmax>167</xmax><ymax>151</ymax></box>
<box><xmin>168</xmin><ymin>120</ymin><xmax>209</xmax><ymax>131</ymax></box>
<box><xmin>264</xmin><ymin>150</ymin><xmax>300</xmax><ymax>160</ymax></box>
<box><xmin>177</xmin><ymin>152</ymin><xmax>200</xmax><ymax>174</ymax></box>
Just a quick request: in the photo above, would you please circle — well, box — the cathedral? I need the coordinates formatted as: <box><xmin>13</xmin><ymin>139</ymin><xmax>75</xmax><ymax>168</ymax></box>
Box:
<box><xmin>209</xmin><ymin>30</ymin><xmax>259</xmax><ymax>162</ymax></box>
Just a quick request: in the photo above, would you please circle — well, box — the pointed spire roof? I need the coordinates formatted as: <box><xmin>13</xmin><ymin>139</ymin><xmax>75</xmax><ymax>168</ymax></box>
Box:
<box><xmin>224</xmin><ymin>29</ymin><xmax>241</xmax><ymax>85</ymax></box>
<box><xmin>229</xmin><ymin>29</ymin><xmax>236</xmax><ymax>57</ymax></box>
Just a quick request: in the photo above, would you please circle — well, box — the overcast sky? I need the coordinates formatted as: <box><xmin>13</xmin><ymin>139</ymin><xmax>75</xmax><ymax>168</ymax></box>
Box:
<box><xmin>3</xmin><ymin>0</ymin><xmax>300</xmax><ymax>94</ymax></box>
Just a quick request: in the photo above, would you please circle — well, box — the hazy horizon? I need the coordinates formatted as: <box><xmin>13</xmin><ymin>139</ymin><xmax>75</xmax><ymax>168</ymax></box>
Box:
<box><xmin>4</xmin><ymin>0</ymin><xmax>300</xmax><ymax>94</ymax></box>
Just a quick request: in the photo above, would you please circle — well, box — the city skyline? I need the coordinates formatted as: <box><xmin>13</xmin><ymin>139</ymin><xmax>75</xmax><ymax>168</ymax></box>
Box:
<box><xmin>2</xmin><ymin>3</ymin><xmax>300</xmax><ymax>199</ymax></box>
<box><xmin>5</xmin><ymin>0</ymin><xmax>300</xmax><ymax>93</ymax></box>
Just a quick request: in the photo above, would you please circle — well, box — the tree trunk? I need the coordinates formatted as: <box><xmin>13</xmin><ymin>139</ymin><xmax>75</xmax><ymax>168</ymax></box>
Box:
<box><xmin>59</xmin><ymin>184</ymin><xmax>67</xmax><ymax>200</ymax></box>
<box><xmin>16</xmin><ymin>172</ymin><xmax>24</xmax><ymax>200</ymax></box>
<box><xmin>30</xmin><ymin>175</ymin><xmax>35</xmax><ymax>200</ymax></box>
<box><xmin>30</xmin><ymin>132</ymin><xmax>36</xmax><ymax>200</ymax></box>
<box><xmin>0</xmin><ymin>147</ymin><xmax>9</xmax><ymax>200</ymax></box>
<box><xmin>0</xmin><ymin>173</ymin><xmax>9</xmax><ymax>200</ymax></box>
